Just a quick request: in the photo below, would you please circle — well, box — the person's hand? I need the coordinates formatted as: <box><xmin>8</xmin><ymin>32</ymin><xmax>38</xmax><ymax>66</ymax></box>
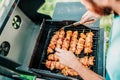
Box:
<box><xmin>55</xmin><ymin>48</ymin><xmax>80</xmax><ymax>70</ymax></box>
<box><xmin>80</xmin><ymin>11</ymin><xmax>100</xmax><ymax>25</ymax></box>
<box><xmin>55</xmin><ymin>48</ymin><xmax>104</xmax><ymax>80</ymax></box>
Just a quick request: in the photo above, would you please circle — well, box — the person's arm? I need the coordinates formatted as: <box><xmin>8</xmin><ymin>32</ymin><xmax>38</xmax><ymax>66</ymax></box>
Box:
<box><xmin>55</xmin><ymin>48</ymin><xmax>104</xmax><ymax>80</ymax></box>
<box><xmin>80</xmin><ymin>10</ymin><xmax>100</xmax><ymax>24</ymax></box>
<box><xmin>74</xmin><ymin>62</ymin><xmax>103</xmax><ymax>80</ymax></box>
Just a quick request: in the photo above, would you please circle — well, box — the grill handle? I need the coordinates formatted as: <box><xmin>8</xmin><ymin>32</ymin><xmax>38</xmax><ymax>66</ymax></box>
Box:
<box><xmin>30</xmin><ymin>69</ymin><xmax>77</xmax><ymax>80</ymax></box>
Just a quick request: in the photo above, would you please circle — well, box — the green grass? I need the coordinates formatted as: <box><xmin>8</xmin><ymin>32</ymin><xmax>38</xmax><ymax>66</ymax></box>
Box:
<box><xmin>38</xmin><ymin>0</ymin><xmax>80</xmax><ymax>17</ymax></box>
<box><xmin>100</xmin><ymin>14</ymin><xmax>113</xmax><ymax>37</ymax></box>
<box><xmin>100</xmin><ymin>14</ymin><xmax>113</xmax><ymax>53</ymax></box>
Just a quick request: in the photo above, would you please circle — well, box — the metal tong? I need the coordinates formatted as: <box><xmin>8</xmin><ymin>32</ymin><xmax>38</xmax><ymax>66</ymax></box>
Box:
<box><xmin>59</xmin><ymin>19</ymin><xmax>95</xmax><ymax>30</ymax></box>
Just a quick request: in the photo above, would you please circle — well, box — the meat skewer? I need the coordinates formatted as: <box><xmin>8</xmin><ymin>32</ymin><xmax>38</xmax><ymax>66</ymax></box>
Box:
<box><xmin>46</xmin><ymin>29</ymin><xmax>95</xmax><ymax>77</ymax></box>
<box><xmin>62</xmin><ymin>30</ymin><xmax>72</xmax><ymax>50</ymax></box>
<box><xmin>88</xmin><ymin>56</ymin><xmax>94</xmax><ymax>66</ymax></box>
<box><xmin>56</xmin><ymin>29</ymin><xmax>65</xmax><ymax>49</ymax></box>
<box><xmin>84</xmin><ymin>31</ymin><xmax>94</xmax><ymax>54</ymax></box>
<box><xmin>47</xmin><ymin>31</ymin><xmax>59</xmax><ymax>54</ymax></box>
<box><xmin>75</xmin><ymin>31</ymin><xmax>86</xmax><ymax>55</ymax></box>
<box><xmin>45</xmin><ymin>60</ymin><xmax>65</xmax><ymax>70</ymax></box>
<box><xmin>45</xmin><ymin>60</ymin><xmax>78</xmax><ymax>76</ymax></box>
<box><xmin>47</xmin><ymin>54</ymin><xmax>94</xmax><ymax>67</ymax></box>
<box><xmin>69</xmin><ymin>31</ymin><xmax>78</xmax><ymax>53</ymax></box>
<box><xmin>45</xmin><ymin>56</ymin><xmax>94</xmax><ymax>76</ymax></box>
<box><xmin>61</xmin><ymin>67</ymin><xmax>78</xmax><ymax>76</ymax></box>
<box><xmin>47</xmin><ymin>54</ymin><xmax>59</xmax><ymax>61</ymax></box>
<box><xmin>45</xmin><ymin>55</ymin><xmax>94</xmax><ymax>76</ymax></box>
<box><xmin>79</xmin><ymin>56</ymin><xmax>94</xmax><ymax>67</ymax></box>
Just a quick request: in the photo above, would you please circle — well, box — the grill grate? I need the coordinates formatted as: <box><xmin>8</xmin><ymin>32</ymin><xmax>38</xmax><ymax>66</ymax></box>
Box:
<box><xmin>38</xmin><ymin>25</ymin><xmax>100</xmax><ymax>79</ymax></box>
<box><xmin>29</xmin><ymin>20</ymin><xmax>104</xmax><ymax>80</ymax></box>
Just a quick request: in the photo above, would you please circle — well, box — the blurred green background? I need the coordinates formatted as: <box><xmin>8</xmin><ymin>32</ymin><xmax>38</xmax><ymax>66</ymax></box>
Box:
<box><xmin>38</xmin><ymin>0</ymin><xmax>81</xmax><ymax>17</ymax></box>
<box><xmin>38</xmin><ymin>0</ymin><xmax>113</xmax><ymax>53</ymax></box>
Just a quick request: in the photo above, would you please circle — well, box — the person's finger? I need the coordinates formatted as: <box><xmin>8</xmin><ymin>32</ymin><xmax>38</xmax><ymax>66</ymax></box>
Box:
<box><xmin>80</xmin><ymin>19</ymin><xmax>87</xmax><ymax>24</ymax></box>
<box><xmin>55</xmin><ymin>52</ymin><xmax>65</xmax><ymax>64</ymax></box>
<box><xmin>55</xmin><ymin>48</ymin><xmax>65</xmax><ymax>53</ymax></box>
<box><xmin>80</xmin><ymin>14</ymin><xmax>92</xmax><ymax>24</ymax></box>
<box><xmin>84</xmin><ymin>19</ymin><xmax>96</xmax><ymax>25</ymax></box>
<box><xmin>54</xmin><ymin>52</ymin><xmax>60</xmax><ymax>56</ymax></box>
<box><xmin>81</xmin><ymin>11</ymin><xmax>89</xmax><ymax>20</ymax></box>
<box><xmin>55</xmin><ymin>52</ymin><xmax>65</xmax><ymax>58</ymax></box>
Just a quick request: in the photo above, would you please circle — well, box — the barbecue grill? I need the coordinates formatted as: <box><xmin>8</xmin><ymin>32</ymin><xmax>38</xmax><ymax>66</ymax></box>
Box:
<box><xmin>0</xmin><ymin>1</ymin><xmax>105</xmax><ymax>80</ymax></box>
<box><xmin>29</xmin><ymin>20</ymin><xmax>104</xmax><ymax>80</ymax></box>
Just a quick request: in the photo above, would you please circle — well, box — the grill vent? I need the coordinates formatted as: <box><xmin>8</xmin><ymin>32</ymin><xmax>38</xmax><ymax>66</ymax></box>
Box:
<box><xmin>12</xmin><ymin>15</ymin><xmax>21</xmax><ymax>29</ymax></box>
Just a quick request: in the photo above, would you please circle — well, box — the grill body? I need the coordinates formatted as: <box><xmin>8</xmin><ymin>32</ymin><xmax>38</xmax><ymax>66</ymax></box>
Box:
<box><xmin>29</xmin><ymin>20</ymin><xmax>105</xmax><ymax>80</ymax></box>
